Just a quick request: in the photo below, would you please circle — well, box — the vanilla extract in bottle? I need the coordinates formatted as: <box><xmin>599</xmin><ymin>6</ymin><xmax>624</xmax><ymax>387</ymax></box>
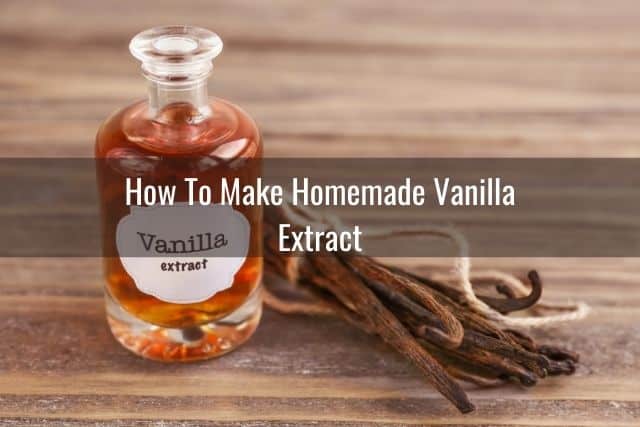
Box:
<box><xmin>95</xmin><ymin>26</ymin><xmax>263</xmax><ymax>361</ymax></box>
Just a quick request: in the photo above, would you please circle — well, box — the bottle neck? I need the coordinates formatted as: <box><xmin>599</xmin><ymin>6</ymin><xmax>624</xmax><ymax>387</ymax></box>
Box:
<box><xmin>147</xmin><ymin>78</ymin><xmax>211</xmax><ymax>123</ymax></box>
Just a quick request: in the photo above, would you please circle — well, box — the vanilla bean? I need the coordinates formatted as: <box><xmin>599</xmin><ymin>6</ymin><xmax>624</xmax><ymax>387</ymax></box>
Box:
<box><xmin>418</xmin><ymin>338</ymin><xmax>539</xmax><ymax>387</ymax></box>
<box><xmin>505</xmin><ymin>330</ymin><xmax>579</xmax><ymax>364</ymax></box>
<box><xmin>309</xmin><ymin>253</ymin><xmax>474</xmax><ymax>413</ymax></box>
<box><xmin>425</xmin><ymin>346</ymin><xmax>506</xmax><ymax>387</ymax></box>
<box><xmin>384</xmin><ymin>265</ymin><xmax>468</xmax><ymax>303</ymax></box>
<box><xmin>394</xmin><ymin>267</ymin><xmax>523</xmax><ymax>348</ymax></box>
<box><xmin>539</xmin><ymin>345</ymin><xmax>580</xmax><ymax>363</ymax></box>
<box><xmin>441</xmin><ymin>342</ymin><xmax>540</xmax><ymax>387</ymax></box>
<box><xmin>344</xmin><ymin>256</ymin><xmax>465</xmax><ymax>349</ymax></box>
<box><xmin>504</xmin><ymin>329</ymin><xmax>538</xmax><ymax>352</ymax></box>
<box><xmin>461</xmin><ymin>331</ymin><xmax>549</xmax><ymax>378</ymax></box>
<box><xmin>477</xmin><ymin>271</ymin><xmax>543</xmax><ymax>314</ymax></box>
<box><xmin>547</xmin><ymin>358</ymin><xmax>577</xmax><ymax>375</ymax></box>
<box><xmin>446</xmin><ymin>364</ymin><xmax>505</xmax><ymax>388</ymax></box>
<box><xmin>355</xmin><ymin>273</ymin><xmax>465</xmax><ymax>349</ymax></box>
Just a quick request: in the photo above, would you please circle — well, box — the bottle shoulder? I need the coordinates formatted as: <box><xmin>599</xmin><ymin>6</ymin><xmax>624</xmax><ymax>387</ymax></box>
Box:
<box><xmin>95</xmin><ymin>98</ymin><xmax>261</xmax><ymax>159</ymax></box>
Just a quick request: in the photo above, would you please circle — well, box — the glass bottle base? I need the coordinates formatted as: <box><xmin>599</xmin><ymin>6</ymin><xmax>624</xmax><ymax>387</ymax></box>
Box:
<box><xmin>105</xmin><ymin>287</ymin><xmax>262</xmax><ymax>362</ymax></box>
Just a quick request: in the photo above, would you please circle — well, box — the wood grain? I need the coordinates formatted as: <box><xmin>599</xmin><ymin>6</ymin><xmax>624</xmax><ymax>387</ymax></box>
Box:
<box><xmin>0</xmin><ymin>0</ymin><xmax>639</xmax><ymax>425</ymax></box>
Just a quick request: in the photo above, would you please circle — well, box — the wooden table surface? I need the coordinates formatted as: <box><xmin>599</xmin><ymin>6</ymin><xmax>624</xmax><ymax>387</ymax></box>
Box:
<box><xmin>1</xmin><ymin>1</ymin><xmax>639</xmax><ymax>425</ymax></box>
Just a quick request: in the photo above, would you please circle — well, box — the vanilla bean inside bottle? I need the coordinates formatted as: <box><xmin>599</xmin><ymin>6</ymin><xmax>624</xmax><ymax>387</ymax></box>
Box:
<box><xmin>95</xmin><ymin>26</ymin><xmax>263</xmax><ymax>361</ymax></box>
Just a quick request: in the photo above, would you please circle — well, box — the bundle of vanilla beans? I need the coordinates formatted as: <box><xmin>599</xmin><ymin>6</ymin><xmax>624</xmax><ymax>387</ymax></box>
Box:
<box><xmin>263</xmin><ymin>203</ymin><xmax>580</xmax><ymax>413</ymax></box>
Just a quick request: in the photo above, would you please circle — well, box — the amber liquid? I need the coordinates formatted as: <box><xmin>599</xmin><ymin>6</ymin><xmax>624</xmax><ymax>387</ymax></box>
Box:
<box><xmin>96</xmin><ymin>99</ymin><xmax>262</xmax><ymax>329</ymax></box>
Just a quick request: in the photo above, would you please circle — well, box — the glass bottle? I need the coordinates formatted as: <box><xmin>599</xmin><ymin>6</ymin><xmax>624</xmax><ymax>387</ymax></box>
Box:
<box><xmin>95</xmin><ymin>26</ymin><xmax>263</xmax><ymax>361</ymax></box>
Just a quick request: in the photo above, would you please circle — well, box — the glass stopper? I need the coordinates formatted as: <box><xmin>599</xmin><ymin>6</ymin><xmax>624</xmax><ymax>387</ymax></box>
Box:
<box><xmin>129</xmin><ymin>25</ymin><xmax>223</xmax><ymax>82</ymax></box>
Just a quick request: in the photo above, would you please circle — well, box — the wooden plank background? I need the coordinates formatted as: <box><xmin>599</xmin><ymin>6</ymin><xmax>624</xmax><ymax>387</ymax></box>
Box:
<box><xmin>0</xmin><ymin>0</ymin><xmax>639</xmax><ymax>425</ymax></box>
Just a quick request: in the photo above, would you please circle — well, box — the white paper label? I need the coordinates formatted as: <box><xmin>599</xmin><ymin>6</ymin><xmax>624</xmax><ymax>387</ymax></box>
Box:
<box><xmin>116</xmin><ymin>203</ymin><xmax>250</xmax><ymax>304</ymax></box>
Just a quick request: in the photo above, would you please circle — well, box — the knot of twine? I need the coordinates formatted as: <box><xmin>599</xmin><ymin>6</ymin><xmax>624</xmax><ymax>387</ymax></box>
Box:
<box><xmin>266</xmin><ymin>199</ymin><xmax>590</xmax><ymax>328</ymax></box>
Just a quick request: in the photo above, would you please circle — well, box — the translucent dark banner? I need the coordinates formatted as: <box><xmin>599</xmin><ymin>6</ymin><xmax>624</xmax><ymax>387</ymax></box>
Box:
<box><xmin>1</xmin><ymin>158</ymin><xmax>639</xmax><ymax>257</ymax></box>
